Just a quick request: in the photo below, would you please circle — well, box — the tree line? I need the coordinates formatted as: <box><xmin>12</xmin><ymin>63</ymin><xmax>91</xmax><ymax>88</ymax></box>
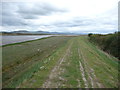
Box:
<box><xmin>88</xmin><ymin>32</ymin><xmax>120</xmax><ymax>60</ymax></box>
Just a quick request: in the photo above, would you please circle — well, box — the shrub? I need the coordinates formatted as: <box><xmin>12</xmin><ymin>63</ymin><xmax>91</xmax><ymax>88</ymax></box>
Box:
<box><xmin>88</xmin><ymin>33</ymin><xmax>93</xmax><ymax>37</ymax></box>
<box><xmin>88</xmin><ymin>32</ymin><xmax>119</xmax><ymax>60</ymax></box>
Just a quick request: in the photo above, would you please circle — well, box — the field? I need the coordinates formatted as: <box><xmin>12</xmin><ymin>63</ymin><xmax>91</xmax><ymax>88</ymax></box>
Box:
<box><xmin>2</xmin><ymin>36</ymin><xmax>119</xmax><ymax>88</ymax></box>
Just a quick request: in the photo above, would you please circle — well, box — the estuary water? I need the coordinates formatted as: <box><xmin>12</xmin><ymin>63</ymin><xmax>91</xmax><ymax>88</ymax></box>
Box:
<box><xmin>1</xmin><ymin>35</ymin><xmax>54</xmax><ymax>45</ymax></box>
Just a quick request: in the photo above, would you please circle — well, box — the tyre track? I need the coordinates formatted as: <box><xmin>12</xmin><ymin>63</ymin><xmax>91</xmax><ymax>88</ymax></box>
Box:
<box><xmin>79</xmin><ymin>43</ymin><xmax>106</xmax><ymax>88</ymax></box>
<box><xmin>78</xmin><ymin>48</ymin><xmax>88</xmax><ymax>88</ymax></box>
<box><xmin>79</xmin><ymin>48</ymin><xmax>95</xmax><ymax>87</ymax></box>
<box><xmin>42</xmin><ymin>42</ymin><xmax>72</xmax><ymax>88</ymax></box>
<box><xmin>79</xmin><ymin>46</ymin><xmax>103</xmax><ymax>88</ymax></box>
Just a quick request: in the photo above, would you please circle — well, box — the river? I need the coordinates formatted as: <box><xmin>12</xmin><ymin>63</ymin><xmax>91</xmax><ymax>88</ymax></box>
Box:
<box><xmin>1</xmin><ymin>35</ymin><xmax>54</xmax><ymax>45</ymax></box>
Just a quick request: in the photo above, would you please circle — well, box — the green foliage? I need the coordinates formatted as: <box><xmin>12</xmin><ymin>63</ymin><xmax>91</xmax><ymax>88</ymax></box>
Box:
<box><xmin>88</xmin><ymin>32</ymin><xmax>120</xmax><ymax>59</ymax></box>
<box><xmin>88</xmin><ymin>33</ymin><xmax>93</xmax><ymax>37</ymax></box>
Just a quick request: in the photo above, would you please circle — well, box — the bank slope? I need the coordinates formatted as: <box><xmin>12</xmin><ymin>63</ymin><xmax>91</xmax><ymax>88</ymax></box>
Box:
<box><xmin>18</xmin><ymin>36</ymin><xmax>118</xmax><ymax>88</ymax></box>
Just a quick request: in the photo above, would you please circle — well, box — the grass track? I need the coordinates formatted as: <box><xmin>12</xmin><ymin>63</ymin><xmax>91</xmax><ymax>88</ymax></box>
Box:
<box><xmin>2</xmin><ymin>36</ymin><xmax>73</xmax><ymax>88</ymax></box>
<box><xmin>2</xmin><ymin>36</ymin><xmax>119</xmax><ymax>88</ymax></box>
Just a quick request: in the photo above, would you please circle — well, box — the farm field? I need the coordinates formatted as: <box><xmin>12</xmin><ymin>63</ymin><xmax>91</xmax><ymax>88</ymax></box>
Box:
<box><xmin>2</xmin><ymin>36</ymin><xmax>119</xmax><ymax>88</ymax></box>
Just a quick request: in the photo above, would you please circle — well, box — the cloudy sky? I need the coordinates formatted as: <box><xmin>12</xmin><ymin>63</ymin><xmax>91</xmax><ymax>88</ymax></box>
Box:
<box><xmin>1</xmin><ymin>0</ymin><xmax>119</xmax><ymax>34</ymax></box>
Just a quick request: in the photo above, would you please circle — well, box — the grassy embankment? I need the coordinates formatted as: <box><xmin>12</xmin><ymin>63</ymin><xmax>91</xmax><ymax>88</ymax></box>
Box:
<box><xmin>2</xmin><ymin>36</ymin><xmax>73</xmax><ymax>88</ymax></box>
<box><xmin>2</xmin><ymin>36</ymin><xmax>119</xmax><ymax>88</ymax></box>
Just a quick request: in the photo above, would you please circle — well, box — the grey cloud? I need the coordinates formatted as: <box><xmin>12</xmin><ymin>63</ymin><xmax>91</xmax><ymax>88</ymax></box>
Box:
<box><xmin>1</xmin><ymin>2</ymin><xmax>117</xmax><ymax>34</ymax></box>
<box><xmin>17</xmin><ymin>3</ymin><xmax>67</xmax><ymax>19</ymax></box>
<box><xmin>1</xmin><ymin>2</ymin><xmax>67</xmax><ymax>26</ymax></box>
<box><xmin>2</xmin><ymin>15</ymin><xmax>27</xmax><ymax>26</ymax></box>
<box><xmin>53</xmin><ymin>18</ymin><xmax>95</xmax><ymax>28</ymax></box>
<box><xmin>1</xmin><ymin>2</ymin><xmax>28</xmax><ymax>26</ymax></box>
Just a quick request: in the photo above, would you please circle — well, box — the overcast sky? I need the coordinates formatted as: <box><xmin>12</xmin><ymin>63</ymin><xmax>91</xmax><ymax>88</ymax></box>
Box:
<box><xmin>1</xmin><ymin>0</ymin><xmax>119</xmax><ymax>34</ymax></box>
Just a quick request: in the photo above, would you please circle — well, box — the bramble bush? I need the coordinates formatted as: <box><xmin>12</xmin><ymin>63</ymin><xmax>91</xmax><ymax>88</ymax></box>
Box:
<box><xmin>88</xmin><ymin>32</ymin><xmax>120</xmax><ymax>60</ymax></box>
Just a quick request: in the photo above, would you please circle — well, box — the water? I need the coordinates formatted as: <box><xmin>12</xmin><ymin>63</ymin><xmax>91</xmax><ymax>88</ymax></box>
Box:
<box><xmin>1</xmin><ymin>35</ymin><xmax>54</xmax><ymax>45</ymax></box>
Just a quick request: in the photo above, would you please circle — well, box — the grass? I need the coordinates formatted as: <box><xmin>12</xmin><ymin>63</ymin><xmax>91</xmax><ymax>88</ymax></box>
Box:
<box><xmin>2</xmin><ymin>36</ymin><xmax>119</xmax><ymax>88</ymax></box>
<box><xmin>2</xmin><ymin>36</ymin><xmax>73</xmax><ymax>88</ymax></box>
<box><xmin>77</xmin><ymin>36</ymin><xmax>118</xmax><ymax>88</ymax></box>
<box><xmin>18</xmin><ymin>38</ymin><xmax>73</xmax><ymax>88</ymax></box>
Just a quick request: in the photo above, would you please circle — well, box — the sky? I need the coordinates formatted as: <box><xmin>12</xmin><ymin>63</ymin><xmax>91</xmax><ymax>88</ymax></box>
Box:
<box><xmin>0</xmin><ymin>0</ymin><xmax>119</xmax><ymax>34</ymax></box>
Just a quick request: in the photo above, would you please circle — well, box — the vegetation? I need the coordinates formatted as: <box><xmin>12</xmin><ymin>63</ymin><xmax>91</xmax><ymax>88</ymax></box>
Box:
<box><xmin>88</xmin><ymin>32</ymin><xmax>120</xmax><ymax>60</ymax></box>
<box><xmin>88</xmin><ymin>33</ymin><xmax>93</xmax><ymax>37</ymax></box>
<box><xmin>2</xmin><ymin>36</ymin><xmax>73</xmax><ymax>88</ymax></box>
<box><xmin>2</xmin><ymin>36</ymin><xmax>118</xmax><ymax>88</ymax></box>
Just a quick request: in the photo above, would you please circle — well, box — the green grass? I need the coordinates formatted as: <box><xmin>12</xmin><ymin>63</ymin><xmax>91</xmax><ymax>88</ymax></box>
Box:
<box><xmin>2</xmin><ymin>36</ymin><xmax>73</xmax><ymax>88</ymax></box>
<box><xmin>2</xmin><ymin>36</ymin><xmax>119</xmax><ymax>88</ymax></box>
<box><xmin>77</xmin><ymin>36</ymin><xmax>118</xmax><ymax>88</ymax></box>
<box><xmin>18</xmin><ymin>38</ymin><xmax>73</xmax><ymax>88</ymax></box>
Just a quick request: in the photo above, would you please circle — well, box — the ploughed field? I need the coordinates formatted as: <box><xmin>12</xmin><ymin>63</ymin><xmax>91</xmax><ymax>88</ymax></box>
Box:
<box><xmin>2</xmin><ymin>36</ymin><xmax>118</xmax><ymax>88</ymax></box>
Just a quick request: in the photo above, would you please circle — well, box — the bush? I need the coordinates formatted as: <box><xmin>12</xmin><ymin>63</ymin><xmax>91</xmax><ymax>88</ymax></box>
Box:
<box><xmin>88</xmin><ymin>32</ymin><xmax>120</xmax><ymax>60</ymax></box>
<box><xmin>88</xmin><ymin>33</ymin><xmax>93</xmax><ymax>37</ymax></box>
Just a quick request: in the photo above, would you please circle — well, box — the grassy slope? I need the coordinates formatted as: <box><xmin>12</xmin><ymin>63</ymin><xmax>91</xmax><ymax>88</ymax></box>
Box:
<box><xmin>2</xmin><ymin>36</ymin><xmax>118</xmax><ymax>88</ymax></box>
<box><xmin>19</xmin><ymin>36</ymin><xmax>118</xmax><ymax>88</ymax></box>
<box><xmin>77</xmin><ymin>36</ymin><xmax>118</xmax><ymax>88</ymax></box>
<box><xmin>2</xmin><ymin>36</ymin><xmax>73</xmax><ymax>88</ymax></box>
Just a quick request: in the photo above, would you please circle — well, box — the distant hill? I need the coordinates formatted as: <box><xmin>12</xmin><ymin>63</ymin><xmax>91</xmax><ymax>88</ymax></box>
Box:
<box><xmin>12</xmin><ymin>30</ymin><xmax>29</xmax><ymax>33</ymax></box>
<box><xmin>1</xmin><ymin>30</ymin><xmax>82</xmax><ymax>35</ymax></box>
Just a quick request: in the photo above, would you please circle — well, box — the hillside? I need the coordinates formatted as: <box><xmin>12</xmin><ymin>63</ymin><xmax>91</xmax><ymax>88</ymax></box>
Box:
<box><xmin>1</xmin><ymin>30</ymin><xmax>78</xmax><ymax>35</ymax></box>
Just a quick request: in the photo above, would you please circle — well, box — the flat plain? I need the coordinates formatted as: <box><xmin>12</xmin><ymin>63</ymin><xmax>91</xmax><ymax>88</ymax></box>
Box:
<box><xmin>2</xmin><ymin>36</ymin><xmax>118</xmax><ymax>88</ymax></box>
